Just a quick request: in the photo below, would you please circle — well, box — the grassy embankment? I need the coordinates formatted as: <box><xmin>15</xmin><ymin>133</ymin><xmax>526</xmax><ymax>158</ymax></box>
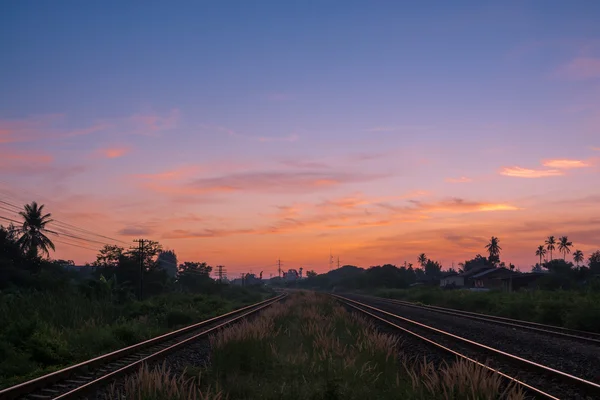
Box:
<box><xmin>113</xmin><ymin>292</ymin><xmax>524</xmax><ymax>400</ymax></box>
<box><xmin>372</xmin><ymin>287</ymin><xmax>600</xmax><ymax>332</ymax></box>
<box><xmin>0</xmin><ymin>286</ymin><xmax>271</xmax><ymax>389</ymax></box>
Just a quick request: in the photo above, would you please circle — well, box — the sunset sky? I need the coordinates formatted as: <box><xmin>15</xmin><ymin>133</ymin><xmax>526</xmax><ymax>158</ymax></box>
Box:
<box><xmin>1</xmin><ymin>1</ymin><xmax>599</xmax><ymax>275</ymax></box>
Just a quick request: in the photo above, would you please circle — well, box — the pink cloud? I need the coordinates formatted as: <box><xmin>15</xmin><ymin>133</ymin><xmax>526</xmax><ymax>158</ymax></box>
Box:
<box><xmin>557</xmin><ymin>57</ymin><xmax>600</xmax><ymax>80</ymax></box>
<box><xmin>130</xmin><ymin>109</ymin><xmax>180</xmax><ymax>134</ymax></box>
<box><xmin>99</xmin><ymin>147</ymin><xmax>130</xmax><ymax>159</ymax></box>
<box><xmin>499</xmin><ymin>166</ymin><xmax>564</xmax><ymax>178</ymax></box>
<box><xmin>445</xmin><ymin>176</ymin><xmax>472</xmax><ymax>183</ymax></box>
<box><xmin>0</xmin><ymin>114</ymin><xmax>110</xmax><ymax>143</ymax></box>
<box><xmin>542</xmin><ymin>159</ymin><xmax>591</xmax><ymax>169</ymax></box>
<box><xmin>134</xmin><ymin>165</ymin><xmax>203</xmax><ymax>181</ymax></box>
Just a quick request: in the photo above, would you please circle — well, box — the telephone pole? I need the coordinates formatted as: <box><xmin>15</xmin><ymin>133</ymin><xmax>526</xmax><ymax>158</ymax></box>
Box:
<box><xmin>216</xmin><ymin>265</ymin><xmax>227</xmax><ymax>283</ymax></box>
<box><xmin>133</xmin><ymin>239</ymin><xmax>146</xmax><ymax>300</ymax></box>
<box><xmin>337</xmin><ymin>256</ymin><xmax>340</xmax><ymax>269</ymax></box>
<box><xmin>278</xmin><ymin>258</ymin><xmax>282</xmax><ymax>278</ymax></box>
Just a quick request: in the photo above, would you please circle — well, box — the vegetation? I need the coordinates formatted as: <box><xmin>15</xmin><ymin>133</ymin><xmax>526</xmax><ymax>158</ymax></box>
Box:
<box><xmin>113</xmin><ymin>292</ymin><xmax>524</xmax><ymax>399</ymax></box>
<box><xmin>374</xmin><ymin>287</ymin><xmax>600</xmax><ymax>332</ymax></box>
<box><xmin>0</xmin><ymin>202</ymin><xmax>274</xmax><ymax>389</ymax></box>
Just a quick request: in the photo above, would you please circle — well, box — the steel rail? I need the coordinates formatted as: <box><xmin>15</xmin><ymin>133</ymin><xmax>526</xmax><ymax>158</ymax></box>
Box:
<box><xmin>353</xmin><ymin>293</ymin><xmax>600</xmax><ymax>344</ymax></box>
<box><xmin>0</xmin><ymin>294</ymin><xmax>285</xmax><ymax>400</ymax></box>
<box><xmin>333</xmin><ymin>294</ymin><xmax>600</xmax><ymax>399</ymax></box>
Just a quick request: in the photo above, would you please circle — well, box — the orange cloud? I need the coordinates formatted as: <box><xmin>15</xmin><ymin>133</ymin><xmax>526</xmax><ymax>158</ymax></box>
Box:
<box><xmin>542</xmin><ymin>159</ymin><xmax>591</xmax><ymax>169</ymax></box>
<box><xmin>100</xmin><ymin>147</ymin><xmax>130</xmax><ymax>159</ymax></box>
<box><xmin>557</xmin><ymin>57</ymin><xmax>600</xmax><ymax>80</ymax></box>
<box><xmin>500</xmin><ymin>166</ymin><xmax>564</xmax><ymax>178</ymax></box>
<box><xmin>406</xmin><ymin>198</ymin><xmax>520</xmax><ymax>213</ymax></box>
<box><xmin>445</xmin><ymin>176</ymin><xmax>472</xmax><ymax>183</ymax></box>
<box><xmin>134</xmin><ymin>165</ymin><xmax>204</xmax><ymax>181</ymax></box>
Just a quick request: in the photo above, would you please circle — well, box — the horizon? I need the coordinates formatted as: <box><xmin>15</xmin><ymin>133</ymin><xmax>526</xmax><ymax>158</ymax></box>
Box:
<box><xmin>1</xmin><ymin>1</ymin><xmax>599</xmax><ymax>276</ymax></box>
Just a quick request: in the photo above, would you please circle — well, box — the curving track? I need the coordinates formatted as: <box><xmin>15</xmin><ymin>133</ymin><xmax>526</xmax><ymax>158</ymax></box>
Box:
<box><xmin>0</xmin><ymin>294</ymin><xmax>285</xmax><ymax>400</ymax></box>
<box><xmin>334</xmin><ymin>294</ymin><xmax>600</xmax><ymax>400</ymax></box>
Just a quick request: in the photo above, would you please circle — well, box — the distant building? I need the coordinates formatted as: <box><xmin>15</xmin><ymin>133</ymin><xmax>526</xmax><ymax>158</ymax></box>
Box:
<box><xmin>440</xmin><ymin>272</ymin><xmax>464</xmax><ymax>288</ymax></box>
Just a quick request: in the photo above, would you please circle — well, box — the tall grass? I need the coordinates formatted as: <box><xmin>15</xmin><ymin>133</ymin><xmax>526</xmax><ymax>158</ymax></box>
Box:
<box><xmin>120</xmin><ymin>292</ymin><xmax>523</xmax><ymax>399</ymax></box>
<box><xmin>0</xmin><ymin>288</ymin><xmax>269</xmax><ymax>388</ymax></box>
<box><xmin>374</xmin><ymin>287</ymin><xmax>600</xmax><ymax>332</ymax></box>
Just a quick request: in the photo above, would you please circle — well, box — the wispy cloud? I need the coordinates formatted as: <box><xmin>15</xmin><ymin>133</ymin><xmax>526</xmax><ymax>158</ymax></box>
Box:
<box><xmin>445</xmin><ymin>176</ymin><xmax>472</xmax><ymax>183</ymax></box>
<box><xmin>500</xmin><ymin>166</ymin><xmax>564</xmax><ymax>178</ymax></box>
<box><xmin>542</xmin><ymin>159</ymin><xmax>591</xmax><ymax>169</ymax></box>
<box><xmin>557</xmin><ymin>57</ymin><xmax>600</xmax><ymax>80</ymax></box>
<box><xmin>134</xmin><ymin>165</ymin><xmax>203</xmax><ymax>181</ymax></box>
<box><xmin>98</xmin><ymin>146</ymin><xmax>130</xmax><ymax>159</ymax></box>
<box><xmin>118</xmin><ymin>226</ymin><xmax>154</xmax><ymax>236</ymax></box>
<box><xmin>130</xmin><ymin>109</ymin><xmax>180</xmax><ymax>134</ymax></box>
<box><xmin>0</xmin><ymin>114</ymin><xmax>110</xmax><ymax>143</ymax></box>
<box><xmin>381</xmin><ymin>198</ymin><xmax>520</xmax><ymax>214</ymax></box>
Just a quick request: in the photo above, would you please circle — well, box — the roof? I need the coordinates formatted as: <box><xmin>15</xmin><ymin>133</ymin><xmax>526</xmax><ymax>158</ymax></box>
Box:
<box><xmin>472</xmin><ymin>267</ymin><xmax>515</xmax><ymax>279</ymax></box>
<box><xmin>459</xmin><ymin>265</ymin><xmax>494</xmax><ymax>278</ymax></box>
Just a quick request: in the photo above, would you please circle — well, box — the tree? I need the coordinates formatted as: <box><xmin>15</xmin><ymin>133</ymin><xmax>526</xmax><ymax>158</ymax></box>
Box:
<box><xmin>126</xmin><ymin>240</ymin><xmax>162</xmax><ymax>270</ymax></box>
<box><xmin>157</xmin><ymin>250</ymin><xmax>178</xmax><ymax>277</ymax></box>
<box><xmin>485</xmin><ymin>237</ymin><xmax>501</xmax><ymax>264</ymax></box>
<box><xmin>535</xmin><ymin>245</ymin><xmax>547</xmax><ymax>266</ymax></box>
<box><xmin>306</xmin><ymin>270</ymin><xmax>317</xmax><ymax>278</ymax></box>
<box><xmin>573</xmin><ymin>250</ymin><xmax>584</xmax><ymax>267</ymax></box>
<box><xmin>588</xmin><ymin>250</ymin><xmax>600</xmax><ymax>274</ymax></box>
<box><xmin>545</xmin><ymin>236</ymin><xmax>556</xmax><ymax>261</ymax></box>
<box><xmin>417</xmin><ymin>253</ymin><xmax>427</xmax><ymax>267</ymax></box>
<box><xmin>424</xmin><ymin>259</ymin><xmax>442</xmax><ymax>278</ymax></box>
<box><xmin>557</xmin><ymin>236</ymin><xmax>573</xmax><ymax>260</ymax></box>
<box><xmin>93</xmin><ymin>244</ymin><xmax>125</xmax><ymax>267</ymax></box>
<box><xmin>16</xmin><ymin>201</ymin><xmax>56</xmax><ymax>258</ymax></box>
<box><xmin>177</xmin><ymin>262</ymin><xmax>213</xmax><ymax>292</ymax></box>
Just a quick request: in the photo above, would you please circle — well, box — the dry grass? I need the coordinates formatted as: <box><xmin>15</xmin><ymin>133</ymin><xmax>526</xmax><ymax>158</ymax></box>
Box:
<box><xmin>106</xmin><ymin>362</ymin><xmax>223</xmax><ymax>400</ymax></box>
<box><xmin>112</xmin><ymin>292</ymin><xmax>527</xmax><ymax>399</ymax></box>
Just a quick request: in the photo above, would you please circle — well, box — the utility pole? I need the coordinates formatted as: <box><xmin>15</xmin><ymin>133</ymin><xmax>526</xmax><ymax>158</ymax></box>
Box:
<box><xmin>329</xmin><ymin>249</ymin><xmax>333</xmax><ymax>271</ymax></box>
<box><xmin>216</xmin><ymin>265</ymin><xmax>227</xmax><ymax>283</ymax></box>
<box><xmin>133</xmin><ymin>239</ymin><xmax>146</xmax><ymax>300</ymax></box>
<box><xmin>278</xmin><ymin>258</ymin><xmax>282</xmax><ymax>278</ymax></box>
<box><xmin>337</xmin><ymin>256</ymin><xmax>340</xmax><ymax>269</ymax></box>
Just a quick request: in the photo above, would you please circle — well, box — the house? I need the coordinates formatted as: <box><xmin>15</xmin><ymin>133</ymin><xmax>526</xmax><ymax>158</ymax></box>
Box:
<box><xmin>468</xmin><ymin>267</ymin><xmax>516</xmax><ymax>290</ymax></box>
<box><xmin>500</xmin><ymin>272</ymin><xmax>547</xmax><ymax>291</ymax></box>
<box><xmin>440</xmin><ymin>272</ymin><xmax>464</xmax><ymax>288</ymax></box>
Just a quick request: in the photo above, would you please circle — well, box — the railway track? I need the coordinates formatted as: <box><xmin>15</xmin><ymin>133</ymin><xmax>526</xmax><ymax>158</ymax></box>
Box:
<box><xmin>333</xmin><ymin>294</ymin><xmax>600</xmax><ymax>400</ymax></box>
<box><xmin>0</xmin><ymin>294</ymin><xmax>285</xmax><ymax>400</ymax></box>
<box><xmin>353</xmin><ymin>293</ymin><xmax>600</xmax><ymax>344</ymax></box>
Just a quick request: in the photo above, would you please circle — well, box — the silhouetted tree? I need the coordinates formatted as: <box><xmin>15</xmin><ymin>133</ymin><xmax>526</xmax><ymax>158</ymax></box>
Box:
<box><xmin>535</xmin><ymin>245</ymin><xmax>547</xmax><ymax>266</ymax></box>
<box><xmin>177</xmin><ymin>261</ymin><xmax>213</xmax><ymax>292</ymax></box>
<box><xmin>558</xmin><ymin>236</ymin><xmax>573</xmax><ymax>260</ymax></box>
<box><xmin>417</xmin><ymin>253</ymin><xmax>427</xmax><ymax>267</ymax></box>
<box><xmin>424</xmin><ymin>259</ymin><xmax>442</xmax><ymax>277</ymax></box>
<box><xmin>93</xmin><ymin>244</ymin><xmax>125</xmax><ymax>267</ymax></box>
<box><xmin>545</xmin><ymin>236</ymin><xmax>556</xmax><ymax>261</ymax></box>
<box><xmin>589</xmin><ymin>250</ymin><xmax>600</xmax><ymax>274</ymax></box>
<box><xmin>306</xmin><ymin>270</ymin><xmax>317</xmax><ymax>278</ymax></box>
<box><xmin>16</xmin><ymin>201</ymin><xmax>55</xmax><ymax>258</ymax></box>
<box><xmin>485</xmin><ymin>237</ymin><xmax>501</xmax><ymax>264</ymax></box>
<box><xmin>573</xmin><ymin>250</ymin><xmax>584</xmax><ymax>267</ymax></box>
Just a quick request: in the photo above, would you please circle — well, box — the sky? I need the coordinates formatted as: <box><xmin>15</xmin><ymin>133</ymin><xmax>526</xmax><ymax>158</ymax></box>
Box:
<box><xmin>1</xmin><ymin>1</ymin><xmax>599</xmax><ymax>275</ymax></box>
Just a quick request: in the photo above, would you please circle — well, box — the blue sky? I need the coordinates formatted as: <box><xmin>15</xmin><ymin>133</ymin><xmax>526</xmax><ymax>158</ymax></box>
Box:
<box><xmin>1</xmin><ymin>1</ymin><xmax>599</xmax><ymax>272</ymax></box>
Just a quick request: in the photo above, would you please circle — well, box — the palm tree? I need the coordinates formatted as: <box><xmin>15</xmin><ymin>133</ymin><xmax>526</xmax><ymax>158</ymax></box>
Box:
<box><xmin>16</xmin><ymin>201</ymin><xmax>56</xmax><ymax>258</ymax></box>
<box><xmin>545</xmin><ymin>236</ymin><xmax>556</xmax><ymax>261</ymax></box>
<box><xmin>535</xmin><ymin>245</ymin><xmax>546</xmax><ymax>266</ymax></box>
<box><xmin>557</xmin><ymin>236</ymin><xmax>573</xmax><ymax>260</ymax></box>
<box><xmin>485</xmin><ymin>236</ymin><xmax>501</xmax><ymax>263</ymax></box>
<box><xmin>573</xmin><ymin>250</ymin><xmax>584</xmax><ymax>267</ymax></box>
<box><xmin>417</xmin><ymin>253</ymin><xmax>427</xmax><ymax>267</ymax></box>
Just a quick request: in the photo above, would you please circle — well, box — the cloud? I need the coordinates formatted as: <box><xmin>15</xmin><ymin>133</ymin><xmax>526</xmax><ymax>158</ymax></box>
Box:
<box><xmin>130</xmin><ymin>109</ymin><xmax>180</xmax><ymax>134</ymax></box>
<box><xmin>557</xmin><ymin>57</ymin><xmax>600</xmax><ymax>80</ymax></box>
<box><xmin>145</xmin><ymin>170</ymin><xmax>389</xmax><ymax>196</ymax></box>
<box><xmin>379</xmin><ymin>198</ymin><xmax>520</xmax><ymax>214</ymax></box>
<box><xmin>445</xmin><ymin>176</ymin><xmax>472</xmax><ymax>183</ymax></box>
<box><xmin>499</xmin><ymin>166</ymin><xmax>564</xmax><ymax>178</ymax></box>
<box><xmin>118</xmin><ymin>226</ymin><xmax>154</xmax><ymax>236</ymax></box>
<box><xmin>542</xmin><ymin>159</ymin><xmax>591</xmax><ymax>169</ymax></box>
<box><xmin>591</xmin><ymin>147</ymin><xmax>600</xmax><ymax>151</ymax></box>
<box><xmin>98</xmin><ymin>147</ymin><xmax>130</xmax><ymax>159</ymax></box>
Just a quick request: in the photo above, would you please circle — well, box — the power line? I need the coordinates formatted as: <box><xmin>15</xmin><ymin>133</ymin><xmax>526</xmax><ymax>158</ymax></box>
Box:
<box><xmin>0</xmin><ymin>196</ymin><xmax>128</xmax><ymax>245</ymax></box>
<box><xmin>53</xmin><ymin>238</ymin><xmax>99</xmax><ymax>252</ymax></box>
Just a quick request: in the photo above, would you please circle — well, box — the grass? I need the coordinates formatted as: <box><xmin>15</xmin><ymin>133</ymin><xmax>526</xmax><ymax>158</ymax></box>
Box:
<box><xmin>115</xmin><ymin>292</ymin><xmax>524</xmax><ymax>400</ymax></box>
<box><xmin>372</xmin><ymin>287</ymin><xmax>600</xmax><ymax>333</ymax></box>
<box><xmin>0</xmin><ymin>286</ymin><xmax>272</xmax><ymax>389</ymax></box>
